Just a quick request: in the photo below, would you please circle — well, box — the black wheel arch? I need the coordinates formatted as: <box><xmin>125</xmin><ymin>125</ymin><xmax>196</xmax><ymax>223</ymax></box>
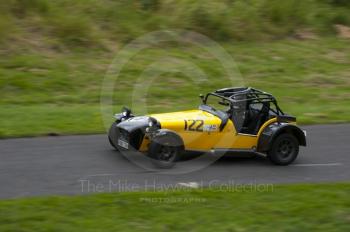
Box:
<box><xmin>150</xmin><ymin>129</ymin><xmax>185</xmax><ymax>150</ymax></box>
<box><xmin>257</xmin><ymin>122</ymin><xmax>306</xmax><ymax>152</ymax></box>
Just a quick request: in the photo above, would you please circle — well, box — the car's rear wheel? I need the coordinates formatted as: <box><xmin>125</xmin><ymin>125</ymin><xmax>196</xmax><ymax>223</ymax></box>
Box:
<box><xmin>268</xmin><ymin>133</ymin><xmax>299</xmax><ymax>165</ymax></box>
<box><xmin>148</xmin><ymin>132</ymin><xmax>183</xmax><ymax>169</ymax></box>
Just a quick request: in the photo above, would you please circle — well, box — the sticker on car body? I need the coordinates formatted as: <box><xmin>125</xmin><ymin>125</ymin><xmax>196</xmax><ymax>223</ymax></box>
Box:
<box><xmin>203</xmin><ymin>124</ymin><xmax>218</xmax><ymax>132</ymax></box>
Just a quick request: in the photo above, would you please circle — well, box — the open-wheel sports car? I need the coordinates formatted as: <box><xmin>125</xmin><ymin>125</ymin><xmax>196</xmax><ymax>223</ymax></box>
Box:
<box><xmin>108</xmin><ymin>87</ymin><xmax>306</xmax><ymax>168</ymax></box>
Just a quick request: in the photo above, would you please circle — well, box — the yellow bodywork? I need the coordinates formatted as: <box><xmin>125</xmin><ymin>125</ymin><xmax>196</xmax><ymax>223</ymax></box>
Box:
<box><xmin>139</xmin><ymin>109</ymin><xmax>278</xmax><ymax>152</ymax></box>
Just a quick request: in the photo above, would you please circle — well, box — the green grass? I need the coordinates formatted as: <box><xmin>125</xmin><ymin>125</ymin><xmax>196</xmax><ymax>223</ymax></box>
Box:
<box><xmin>0</xmin><ymin>105</ymin><xmax>103</xmax><ymax>137</ymax></box>
<box><xmin>0</xmin><ymin>183</ymin><xmax>349</xmax><ymax>231</ymax></box>
<box><xmin>1</xmin><ymin>1</ymin><xmax>350</xmax><ymax>137</ymax></box>
<box><xmin>1</xmin><ymin>37</ymin><xmax>350</xmax><ymax>137</ymax></box>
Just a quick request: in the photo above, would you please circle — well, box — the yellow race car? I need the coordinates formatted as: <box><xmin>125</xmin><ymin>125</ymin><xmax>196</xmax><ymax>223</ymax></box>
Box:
<box><xmin>108</xmin><ymin>87</ymin><xmax>306</xmax><ymax>168</ymax></box>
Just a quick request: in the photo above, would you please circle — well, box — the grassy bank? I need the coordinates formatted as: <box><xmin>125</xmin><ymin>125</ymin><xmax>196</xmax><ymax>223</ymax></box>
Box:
<box><xmin>0</xmin><ymin>183</ymin><xmax>349</xmax><ymax>231</ymax></box>
<box><xmin>1</xmin><ymin>38</ymin><xmax>350</xmax><ymax>137</ymax></box>
<box><xmin>1</xmin><ymin>0</ymin><xmax>350</xmax><ymax>137</ymax></box>
<box><xmin>1</xmin><ymin>0</ymin><xmax>350</xmax><ymax>47</ymax></box>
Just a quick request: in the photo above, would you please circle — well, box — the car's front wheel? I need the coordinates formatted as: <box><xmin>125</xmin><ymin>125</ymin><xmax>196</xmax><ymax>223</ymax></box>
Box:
<box><xmin>268</xmin><ymin>133</ymin><xmax>299</xmax><ymax>165</ymax></box>
<box><xmin>148</xmin><ymin>131</ymin><xmax>183</xmax><ymax>169</ymax></box>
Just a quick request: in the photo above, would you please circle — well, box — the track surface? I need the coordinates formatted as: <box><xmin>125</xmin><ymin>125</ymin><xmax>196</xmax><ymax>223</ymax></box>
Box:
<box><xmin>0</xmin><ymin>124</ymin><xmax>349</xmax><ymax>199</ymax></box>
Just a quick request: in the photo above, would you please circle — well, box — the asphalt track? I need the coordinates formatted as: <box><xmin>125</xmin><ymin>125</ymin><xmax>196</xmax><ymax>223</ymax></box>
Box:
<box><xmin>0</xmin><ymin>124</ymin><xmax>349</xmax><ymax>199</ymax></box>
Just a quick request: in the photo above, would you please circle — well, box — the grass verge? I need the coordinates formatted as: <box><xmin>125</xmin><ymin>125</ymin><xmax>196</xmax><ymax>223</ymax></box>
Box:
<box><xmin>0</xmin><ymin>183</ymin><xmax>349</xmax><ymax>231</ymax></box>
<box><xmin>1</xmin><ymin>38</ymin><xmax>350</xmax><ymax>137</ymax></box>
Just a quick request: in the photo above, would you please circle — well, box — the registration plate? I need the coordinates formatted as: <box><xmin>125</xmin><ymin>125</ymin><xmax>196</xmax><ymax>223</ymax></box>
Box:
<box><xmin>118</xmin><ymin>139</ymin><xmax>129</xmax><ymax>149</ymax></box>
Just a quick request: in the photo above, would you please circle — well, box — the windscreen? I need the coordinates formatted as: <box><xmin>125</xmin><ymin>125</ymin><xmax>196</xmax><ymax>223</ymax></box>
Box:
<box><xmin>205</xmin><ymin>94</ymin><xmax>231</xmax><ymax>113</ymax></box>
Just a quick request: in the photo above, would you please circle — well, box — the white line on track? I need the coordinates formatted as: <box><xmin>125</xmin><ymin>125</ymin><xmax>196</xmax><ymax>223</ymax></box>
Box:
<box><xmin>177</xmin><ymin>182</ymin><xmax>200</xmax><ymax>188</ymax></box>
<box><xmin>291</xmin><ymin>163</ymin><xmax>343</xmax><ymax>167</ymax></box>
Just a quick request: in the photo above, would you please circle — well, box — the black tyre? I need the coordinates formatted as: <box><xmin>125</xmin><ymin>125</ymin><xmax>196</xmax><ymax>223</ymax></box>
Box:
<box><xmin>148</xmin><ymin>134</ymin><xmax>182</xmax><ymax>169</ymax></box>
<box><xmin>108</xmin><ymin>122</ymin><xmax>118</xmax><ymax>149</ymax></box>
<box><xmin>268</xmin><ymin>133</ymin><xmax>299</xmax><ymax>165</ymax></box>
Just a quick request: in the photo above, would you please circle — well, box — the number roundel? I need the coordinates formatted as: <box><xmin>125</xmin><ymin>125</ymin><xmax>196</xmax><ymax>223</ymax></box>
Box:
<box><xmin>184</xmin><ymin>120</ymin><xmax>204</xmax><ymax>132</ymax></box>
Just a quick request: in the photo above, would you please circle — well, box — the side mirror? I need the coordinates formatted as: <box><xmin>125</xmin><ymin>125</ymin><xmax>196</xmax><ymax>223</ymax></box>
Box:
<box><xmin>199</xmin><ymin>94</ymin><xmax>205</xmax><ymax>103</ymax></box>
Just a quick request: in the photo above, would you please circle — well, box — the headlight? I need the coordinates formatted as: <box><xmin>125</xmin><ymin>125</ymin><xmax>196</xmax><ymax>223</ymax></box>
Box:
<box><xmin>148</xmin><ymin>118</ymin><xmax>158</xmax><ymax>129</ymax></box>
